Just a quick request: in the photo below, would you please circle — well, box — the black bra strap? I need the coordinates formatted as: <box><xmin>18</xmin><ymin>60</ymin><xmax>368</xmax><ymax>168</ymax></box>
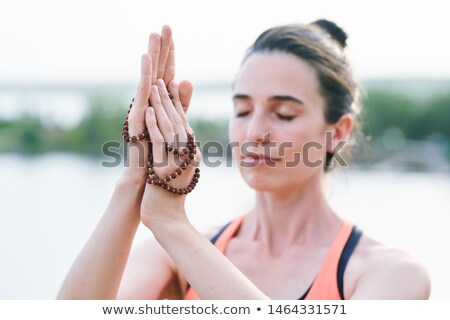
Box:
<box><xmin>337</xmin><ymin>226</ymin><xmax>362</xmax><ymax>299</ymax></box>
<box><xmin>210</xmin><ymin>221</ymin><xmax>232</xmax><ymax>245</ymax></box>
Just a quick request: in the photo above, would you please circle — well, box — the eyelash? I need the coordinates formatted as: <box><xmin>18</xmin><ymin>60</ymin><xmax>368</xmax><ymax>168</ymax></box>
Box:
<box><xmin>235</xmin><ymin>111</ymin><xmax>295</xmax><ymax>121</ymax></box>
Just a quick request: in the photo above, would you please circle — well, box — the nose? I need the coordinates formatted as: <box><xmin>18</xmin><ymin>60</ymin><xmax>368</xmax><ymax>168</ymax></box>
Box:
<box><xmin>245</xmin><ymin>110</ymin><xmax>272</xmax><ymax>145</ymax></box>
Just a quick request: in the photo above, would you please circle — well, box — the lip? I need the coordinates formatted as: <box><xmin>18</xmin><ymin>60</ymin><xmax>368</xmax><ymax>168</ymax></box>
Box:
<box><xmin>241</xmin><ymin>153</ymin><xmax>281</xmax><ymax>166</ymax></box>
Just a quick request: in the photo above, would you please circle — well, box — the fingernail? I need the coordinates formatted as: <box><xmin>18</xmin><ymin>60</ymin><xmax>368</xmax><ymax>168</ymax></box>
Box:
<box><xmin>152</xmin><ymin>85</ymin><xmax>158</xmax><ymax>93</ymax></box>
<box><xmin>147</xmin><ymin>107</ymin><xmax>154</xmax><ymax>115</ymax></box>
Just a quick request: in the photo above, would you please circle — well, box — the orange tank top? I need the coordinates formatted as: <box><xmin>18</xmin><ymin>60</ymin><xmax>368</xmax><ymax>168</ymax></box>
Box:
<box><xmin>183</xmin><ymin>215</ymin><xmax>361</xmax><ymax>300</ymax></box>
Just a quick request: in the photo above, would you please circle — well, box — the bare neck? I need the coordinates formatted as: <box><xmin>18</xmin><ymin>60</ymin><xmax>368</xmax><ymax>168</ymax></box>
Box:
<box><xmin>241</xmin><ymin>174</ymin><xmax>341</xmax><ymax>256</ymax></box>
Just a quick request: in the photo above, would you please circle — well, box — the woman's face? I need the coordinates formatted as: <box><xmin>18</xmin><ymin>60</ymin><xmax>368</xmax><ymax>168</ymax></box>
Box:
<box><xmin>229</xmin><ymin>52</ymin><xmax>331</xmax><ymax>192</ymax></box>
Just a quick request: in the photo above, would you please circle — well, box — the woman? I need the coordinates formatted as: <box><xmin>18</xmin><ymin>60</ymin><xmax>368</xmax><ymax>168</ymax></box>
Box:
<box><xmin>57</xmin><ymin>21</ymin><xmax>430</xmax><ymax>300</ymax></box>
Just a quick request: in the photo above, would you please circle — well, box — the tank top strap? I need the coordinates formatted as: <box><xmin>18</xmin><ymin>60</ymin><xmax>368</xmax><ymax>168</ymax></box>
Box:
<box><xmin>304</xmin><ymin>220</ymin><xmax>354</xmax><ymax>300</ymax></box>
<box><xmin>213</xmin><ymin>215</ymin><xmax>246</xmax><ymax>253</ymax></box>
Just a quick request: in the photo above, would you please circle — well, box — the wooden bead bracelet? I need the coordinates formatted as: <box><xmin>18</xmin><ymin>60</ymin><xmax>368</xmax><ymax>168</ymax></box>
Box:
<box><xmin>122</xmin><ymin>98</ymin><xmax>200</xmax><ymax>195</ymax></box>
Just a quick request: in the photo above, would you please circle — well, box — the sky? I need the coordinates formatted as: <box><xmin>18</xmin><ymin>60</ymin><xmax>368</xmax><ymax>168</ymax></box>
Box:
<box><xmin>1</xmin><ymin>0</ymin><xmax>450</xmax><ymax>87</ymax></box>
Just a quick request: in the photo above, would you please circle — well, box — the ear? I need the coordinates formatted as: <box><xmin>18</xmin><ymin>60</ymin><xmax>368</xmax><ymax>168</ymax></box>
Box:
<box><xmin>327</xmin><ymin>114</ymin><xmax>353</xmax><ymax>153</ymax></box>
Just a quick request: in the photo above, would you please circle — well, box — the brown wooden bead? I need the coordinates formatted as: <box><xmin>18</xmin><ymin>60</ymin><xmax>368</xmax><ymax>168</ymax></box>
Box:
<box><xmin>122</xmin><ymin>101</ymin><xmax>200</xmax><ymax>196</ymax></box>
<box><xmin>195</xmin><ymin>168</ymin><xmax>200</xmax><ymax>173</ymax></box>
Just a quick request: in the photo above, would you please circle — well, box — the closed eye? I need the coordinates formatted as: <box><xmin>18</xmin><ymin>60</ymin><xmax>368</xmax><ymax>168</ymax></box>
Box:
<box><xmin>235</xmin><ymin>111</ymin><xmax>250</xmax><ymax>117</ymax></box>
<box><xmin>276</xmin><ymin>114</ymin><xmax>295</xmax><ymax>121</ymax></box>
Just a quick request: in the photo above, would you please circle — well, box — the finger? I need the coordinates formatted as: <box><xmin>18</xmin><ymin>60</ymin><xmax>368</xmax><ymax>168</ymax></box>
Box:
<box><xmin>163</xmin><ymin>40</ymin><xmax>175</xmax><ymax>84</ymax></box>
<box><xmin>145</xmin><ymin>107</ymin><xmax>165</xmax><ymax>168</ymax></box>
<box><xmin>167</xmin><ymin>80</ymin><xmax>193</xmax><ymax>135</ymax></box>
<box><xmin>157</xmin><ymin>25</ymin><xmax>172</xmax><ymax>81</ymax></box>
<box><xmin>129</xmin><ymin>54</ymin><xmax>152</xmax><ymax>135</ymax></box>
<box><xmin>156</xmin><ymin>79</ymin><xmax>187</xmax><ymax>149</ymax></box>
<box><xmin>126</xmin><ymin>54</ymin><xmax>152</xmax><ymax>171</ymax></box>
<box><xmin>178</xmin><ymin>80</ymin><xmax>194</xmax><ymax>113</ymax></box>
<box><xmin>148</xmin><ymin>33</ymin><xmax>161</xmax><ymax>84</ymax></box>
<box><xmin>149</xmin><ymin>85</ymin><xmax>176</xmax><ymax>145</ymax></box>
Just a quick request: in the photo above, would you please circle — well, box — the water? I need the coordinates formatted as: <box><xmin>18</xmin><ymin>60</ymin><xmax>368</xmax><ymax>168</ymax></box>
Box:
<box><xmin>0</xmin><ymin>154</ymin><xmax>449</xmax><ymax>299</ymax></box>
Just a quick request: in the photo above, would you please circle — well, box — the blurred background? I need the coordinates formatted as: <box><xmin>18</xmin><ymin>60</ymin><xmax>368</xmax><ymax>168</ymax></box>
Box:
<box><xmin>0</xmin><ymin>0</ymin><xmax>449</xmax><ymax>299</ymax></box>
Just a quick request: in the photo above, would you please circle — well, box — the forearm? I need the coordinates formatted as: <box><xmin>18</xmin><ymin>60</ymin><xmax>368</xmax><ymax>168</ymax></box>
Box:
<box><xmin>151</xmin><ymin>218</ymin><xmax>270</xmax><ymax>300</ymax></box>
<box><xmin>57</xmin><ymin>177</ymin><xmax>144</xmax><ymax>299</ymax></box>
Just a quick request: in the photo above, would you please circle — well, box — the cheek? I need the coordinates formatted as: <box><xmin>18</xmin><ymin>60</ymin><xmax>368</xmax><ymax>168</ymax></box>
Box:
<box><xmin>281</xmin><ymin>122</ymin><xmax>327</xmax><ymax>167</ymax></box>
<box><xmin>228</xmin><ymin>118</ymin><xmax>239</xmax><ymax>142</ymax></box>
<box><xmin>228</xmin><ymin>119</ymin><xmax>243</xmax><ymax>161</ymax></box>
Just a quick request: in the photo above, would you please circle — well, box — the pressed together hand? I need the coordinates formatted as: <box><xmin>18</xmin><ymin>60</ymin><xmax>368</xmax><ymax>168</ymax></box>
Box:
<box><xmin>122</xmin><ymin>25</ymin><xmax>202</xmax><ymax>230</ymax></box>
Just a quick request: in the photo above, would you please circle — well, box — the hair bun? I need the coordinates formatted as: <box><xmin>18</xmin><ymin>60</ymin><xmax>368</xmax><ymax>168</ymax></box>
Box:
<box><xmin>311</xmin><ymin>19</ymin><xmax>348</xmax><ymax>49</ymax></box>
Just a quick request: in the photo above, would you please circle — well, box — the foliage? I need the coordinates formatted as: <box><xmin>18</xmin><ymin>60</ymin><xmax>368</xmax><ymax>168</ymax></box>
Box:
<box><xmin>0</xmin><ymin>88</ymin><xmax>449</xmax><ymax>164</ymax></box>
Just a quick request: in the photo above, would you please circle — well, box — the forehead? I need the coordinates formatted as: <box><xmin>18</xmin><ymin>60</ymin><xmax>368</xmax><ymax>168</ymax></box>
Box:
<box><xmin>234</xmin><ymin>52</ymin><xmax>323</xmax><ymax>107</ymax></box>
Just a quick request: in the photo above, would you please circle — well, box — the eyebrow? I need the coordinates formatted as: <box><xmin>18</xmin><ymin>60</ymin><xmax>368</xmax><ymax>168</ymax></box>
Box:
<box><xmin>232</xmin><ymin>94</ymin><xmax>305</xmax><ymax>106</ymax></box>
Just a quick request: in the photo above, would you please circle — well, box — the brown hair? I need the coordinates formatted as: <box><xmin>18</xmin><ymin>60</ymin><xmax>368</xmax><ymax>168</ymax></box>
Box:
<box><xmin>244</xmin><ymin>19</ymin><xmax>361</xmax><ymax>171</ymax></box>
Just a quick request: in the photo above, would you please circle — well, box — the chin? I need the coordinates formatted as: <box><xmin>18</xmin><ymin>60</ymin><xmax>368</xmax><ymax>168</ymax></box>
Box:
<box><xmin>241</xmin><ymin>172</ymin><xmax>279</xmax><ymax>192</ymax></box>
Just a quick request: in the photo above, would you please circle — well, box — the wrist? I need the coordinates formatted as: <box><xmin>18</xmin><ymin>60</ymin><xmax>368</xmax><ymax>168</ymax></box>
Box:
<box><xmin>146</xmin><ymin>211</ymin><xmax>191</xmax><ymax>238</ymax></box>
<box><xmin>117</xmin><ymin>169</ymin><xmax>146</xmax><ymax>188</ymax></box>
<box><xmin>115</xmin><ymin>172</ymin><xmax>146</xmax><ymax>196</ymax></box>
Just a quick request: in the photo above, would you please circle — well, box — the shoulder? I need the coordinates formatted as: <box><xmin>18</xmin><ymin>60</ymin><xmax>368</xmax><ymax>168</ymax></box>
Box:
<box><xmin>346</xmin><ymin>233</ymin><xmax>431</xmax><ymax>299</ymax></box>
